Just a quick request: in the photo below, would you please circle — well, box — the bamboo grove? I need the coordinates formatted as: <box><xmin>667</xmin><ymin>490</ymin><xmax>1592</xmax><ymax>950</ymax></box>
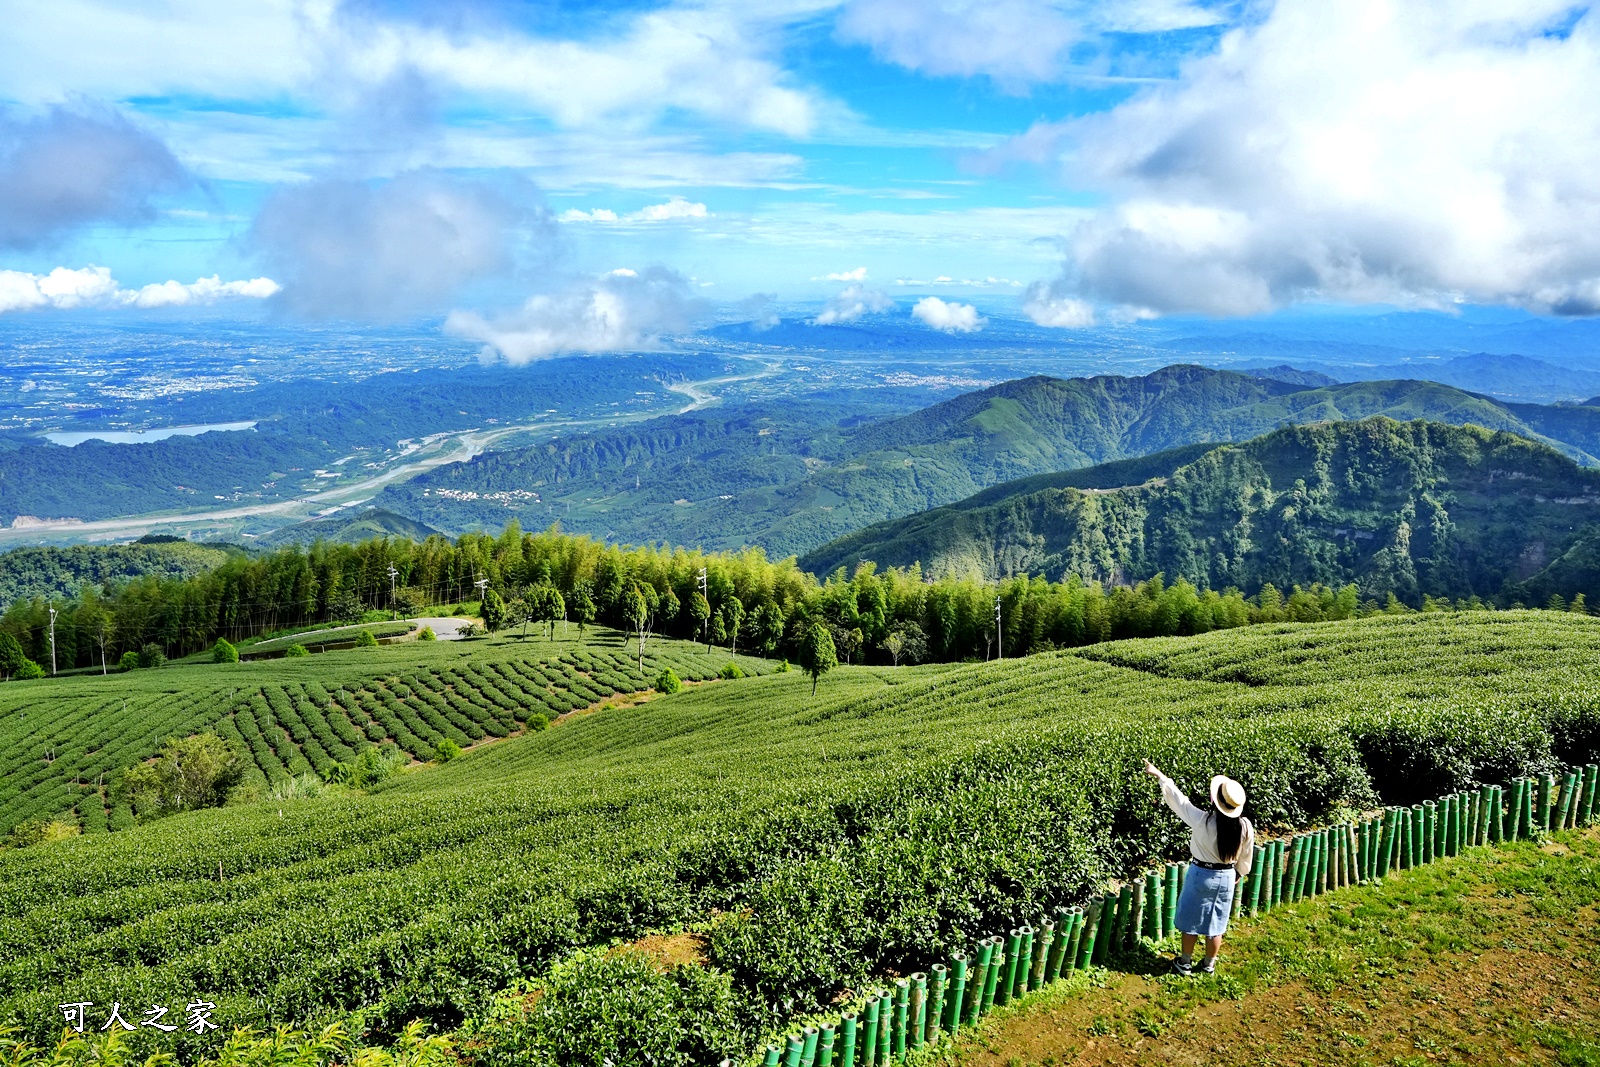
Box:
<box><xmin>3</xmin><ymin>522</ymin><xmax>1580</xmax><ymax>674</ymax></box>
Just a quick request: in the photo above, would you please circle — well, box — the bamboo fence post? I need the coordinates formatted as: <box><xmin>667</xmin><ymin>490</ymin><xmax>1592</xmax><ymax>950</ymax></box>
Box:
<box><xmin>944</xmin><ymin>958</ymin><xmax>966</xmax><ymax>1035</ymax></box>
<box><xmin>839</xmin><ymin>1014</ymin><xmax>857</xmax><ymax>1067</ymax></box>
<box><xmin>818</xmin><ymin>1023</ymin><xmax>836</xmax><ymax>1067</ymax></box>
<box><xmin>801</xmin><ymin>1027</ymin><xmax>820</xmax><ymax>1067</ymax></box>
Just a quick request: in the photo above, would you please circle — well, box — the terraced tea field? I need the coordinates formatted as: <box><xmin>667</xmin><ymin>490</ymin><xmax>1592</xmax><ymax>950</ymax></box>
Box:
<box><xmin>0</xmin><ymin>630</ymin><xmax>764</xmax><ymax>834</ymax></box>
<box><xmin>1</xmin><ymin>612</ymin><xmax>1597</xmax><ymax>1065</ymax></box>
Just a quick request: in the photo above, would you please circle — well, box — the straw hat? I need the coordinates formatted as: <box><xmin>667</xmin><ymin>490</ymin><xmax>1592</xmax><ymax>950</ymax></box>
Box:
<box><xmin>1210</xmin><ymin>775</ymin><xmax>1247</xmax><ymax>817</ymax></box>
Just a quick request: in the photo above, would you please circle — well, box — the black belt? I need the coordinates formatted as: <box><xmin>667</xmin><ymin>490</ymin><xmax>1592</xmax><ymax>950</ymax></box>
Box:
<box><xmin>1189</xmin><ymin>859</ymin><xmax>1234</xmax><ymax>871</ymax></box>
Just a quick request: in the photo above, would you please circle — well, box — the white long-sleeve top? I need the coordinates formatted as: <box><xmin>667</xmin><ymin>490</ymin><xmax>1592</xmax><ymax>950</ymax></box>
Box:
<box><xmin>1157</xmin><ymin>771</ymin><xmax>1255</xmax><ymax>877</ymax></box>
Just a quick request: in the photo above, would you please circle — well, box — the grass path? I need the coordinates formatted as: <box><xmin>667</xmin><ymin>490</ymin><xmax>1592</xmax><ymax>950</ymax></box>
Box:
<box><xmin>942</xmin><ymin>829</ymin><xmax>1600</xmax><ymax>1067</ymax></box>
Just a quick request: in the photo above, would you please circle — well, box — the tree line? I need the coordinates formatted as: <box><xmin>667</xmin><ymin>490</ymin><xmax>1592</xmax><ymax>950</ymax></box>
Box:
<box><xmin>0</xmin><ymin>521</ymin><xmax>1587</xmax><ymax>677</ymax></box>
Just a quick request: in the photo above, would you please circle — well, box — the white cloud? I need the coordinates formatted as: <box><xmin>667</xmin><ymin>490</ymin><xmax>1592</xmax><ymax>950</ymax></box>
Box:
<box><xmin>250</xmin><ymin>170</ymin><xmax>531</xmax><ymax>318</ymax></box>
<box><xmin>911</xmin><ymin>295</ymin><xmax>984</xmax><ymax>332</ymax></box>
<box><xmin>0</xmin><ymin>3</ymin><xmax>833</xmax><ymax>137</ymax></box>
<box><xmin>1019</xmin><ymin>1</ymin><xmax>1600</xmax><ymax>318</ymax></box>
<box><xmin>811</xmin><ymin>282</ymin><xmax>893</xmax><ymax>324</ymax></box>
<box><xmin>835</xmin><ymin>0</ymin><xmax>1220</xmax><ymax>89</ymax></box>
<box><xmin>0</xmin><ymin>265</ymin><xmax>278</xmax><ymax>315</ymax></box>
<box><xmin>130</xmin><ymin>275</ymin><xmax>282</xmax><ymax>308</ymax></box>
<box><xmin>816</xmin><ymin>266</ymin><xmax>868</xmax><ymax>281</ymax></box>
<box><xmin>558</xmin><ymin>197</ymin><xmax>708</xmax><ymax>223</ymax></box>
<box><xmin>0</xmin><ymin>104</ymin><xmax>188</xmax><ymax>249</ymax></box>
<box><xmin>1021</xmin><ymin>282</ymin><xmax>1095</xmax><ymax>327</ymax></box>
<box><xmin>445</xmin><ymin>265</ymin><xmax>701</xmax><ymax>363</ymax></box>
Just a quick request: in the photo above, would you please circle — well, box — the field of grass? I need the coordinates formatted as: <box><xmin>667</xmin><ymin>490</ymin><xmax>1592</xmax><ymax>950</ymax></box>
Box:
<box><xmin>941</xmin><ymin>826</ymin><xmax>1600</xmax><ymax>1066</ymax></box>
<box><xmin>2</xmin><ymin>612</ymin><xmax>1598</xmax><ymax>1065</ymax></box>
<box><xmin>0</xmin><ymin>629</ymin><xmax>765</xmax><ymax>836</ymax></box>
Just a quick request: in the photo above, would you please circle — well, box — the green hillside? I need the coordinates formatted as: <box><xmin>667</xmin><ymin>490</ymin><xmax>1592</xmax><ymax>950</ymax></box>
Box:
<box><xmin>378</xmin><ymin>366</ymin><xmax>1600</xmax><ymax>558</ymax></box>
<box><xmin>256</xmin><ymin>508</ymin><xmax>443</xmax><ymax>548</ymax></box>
<box><xmin>0</xmin><ymin>629</ymin><xmax>765</xmax><ymax>836</ymax></box>
<box><xmin>2</xmin><ymin>611</ymin><xmax>1596</xmax><ymax>1064</ymax></box>
<box><xmin>803</xmin><ymin>418</ymin><xmax>1600</xmax><ymax>604</ymax></box>
<box><xmin>0</xmin><ymin>539</ymin><xmax>235</xmax><ymax>607</ymax></box>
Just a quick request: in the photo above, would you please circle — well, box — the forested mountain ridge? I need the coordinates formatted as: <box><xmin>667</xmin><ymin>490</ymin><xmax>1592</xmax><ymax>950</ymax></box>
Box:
<box><xmin>382</xmin><ymin>366</ymin><xmax>1600</xmax><ymax>558</ymax></box>
<box><xmin>802</xmin><ymin>418</ymin><xmax>1600</xmax><ymax>606</ymax></box>
<box><xmin>0</xmin><ymin>540</ymin><xmax>236</xmax><ymax>608</ymax></box>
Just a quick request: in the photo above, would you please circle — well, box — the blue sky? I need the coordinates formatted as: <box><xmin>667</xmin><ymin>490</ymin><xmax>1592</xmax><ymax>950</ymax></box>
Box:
<box><xmin>1</xmin><ymin>1</ymin><xmax>1598</xmax><ymax>360</ymax></box>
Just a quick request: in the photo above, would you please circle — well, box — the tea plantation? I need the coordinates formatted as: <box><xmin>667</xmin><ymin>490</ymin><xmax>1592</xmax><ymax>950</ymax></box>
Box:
<box><xmin>0</xmin><ymin>630</ymin><xmax>764</xmax><ymax>835</ymax></box>
<box><xmin>2</xmin><ymin>612</ymin><xmax>1597</xmax><ymax>1065</ymax></box>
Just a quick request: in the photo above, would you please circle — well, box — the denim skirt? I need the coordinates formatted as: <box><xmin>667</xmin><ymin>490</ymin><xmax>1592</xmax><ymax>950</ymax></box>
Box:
<box><xmin>1175</xmin><ymin>863</ymin><xmax>1235</xmax><ymax>937</ymax></box>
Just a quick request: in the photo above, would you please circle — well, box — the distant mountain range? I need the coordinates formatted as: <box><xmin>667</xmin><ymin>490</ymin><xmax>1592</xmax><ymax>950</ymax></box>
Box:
<box><xmin>380</xmin><ymin>365</ymin><xmax>1600</xmax><ymax>559</ymax></box>
<box><xmin>1232</xmin><ymin>352</ymin><xmax>1600</xmax><ymax>404</ymax></box>
<box><xmin>802</xmin><ymin>418</ymin><xmax>1600</xmax><ymax>606</ymax></box>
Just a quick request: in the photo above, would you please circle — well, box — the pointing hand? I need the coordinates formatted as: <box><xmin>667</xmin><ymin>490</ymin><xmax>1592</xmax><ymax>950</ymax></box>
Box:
<box><xmin>1143</xmin><ymin>759</ymin><xmax>1160</xmax><ymax>777</ymax></box>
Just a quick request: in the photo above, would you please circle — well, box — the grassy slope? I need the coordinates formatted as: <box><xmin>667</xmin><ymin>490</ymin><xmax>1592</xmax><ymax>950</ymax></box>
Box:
<box><xmin>0</xmin><ymin>629</ymin><xmax>766</xmax><ymax>835</ymax></box>
<box><xmin>802</xmin><ymin>418</ymin><xmax>1600</xmax><ymax>605</ymax></box>
<box><xmin>2</xmin><ymin>612</ymin><xmax>1598</xmax><ymax>1057</ymax></box>
<box><xmin>942</xmin><ymin>827</ymin><xmax>1600</xmax><ymax>1067</ymax></box>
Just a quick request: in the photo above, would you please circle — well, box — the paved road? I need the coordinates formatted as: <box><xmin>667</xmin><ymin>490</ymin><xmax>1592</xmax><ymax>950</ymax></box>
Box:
<box><xmin>409</xmin><ymin>617</ymin><xmax>476</xmax><ymax>640</ymax></box>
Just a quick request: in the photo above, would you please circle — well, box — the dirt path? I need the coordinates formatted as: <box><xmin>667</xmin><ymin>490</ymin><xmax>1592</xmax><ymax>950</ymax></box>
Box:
<box><xmin>944</xmin><ymin>830</ymin><xmax>1600</xmax><ymax>1067</ymax></box>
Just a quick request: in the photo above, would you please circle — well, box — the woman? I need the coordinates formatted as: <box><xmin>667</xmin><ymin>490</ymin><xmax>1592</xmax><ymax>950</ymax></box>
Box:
<box><xmin>1143</xmin><ymin>759</ymin><xmax>1254</xmax><ymax>975</ymax></box>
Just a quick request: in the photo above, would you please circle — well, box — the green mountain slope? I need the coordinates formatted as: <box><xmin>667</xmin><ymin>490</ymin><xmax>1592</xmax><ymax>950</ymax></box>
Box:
<box><xmin>2</xmin><ymin>612</ymin><xmax>1596</xmax><ymax>1060</ymax></box>
<box><xmin>0</xmin><ymin>539</ymin><xmax>236</xmax><ymax>607</ymax></box>
<box><xmin>256</xmin><ymin>508</ymin><xmax>442</xmax><ymax>548</ymax></box>
<box><xmin>803</xmin><ymin>418</ymin><xmax>1600</xmax><ymax>605</ymax></box>
<box><xmin>379</xmin><ymin>367</ymin><xmax>1600</xmax><ymax>559</ymax></box>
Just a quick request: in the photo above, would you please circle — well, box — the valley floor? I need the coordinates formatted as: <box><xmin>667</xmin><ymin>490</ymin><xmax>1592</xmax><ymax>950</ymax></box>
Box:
<box><xmin>942</xmin><ymin>829</ymin><xmax>1600</xmax><ymax>1067</ymax></box>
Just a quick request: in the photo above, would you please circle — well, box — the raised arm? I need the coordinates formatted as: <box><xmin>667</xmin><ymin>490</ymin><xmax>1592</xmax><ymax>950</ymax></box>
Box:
<box><xmin>1143</xmin><ymin>760</ymin><xmax>1207</xmax><ymax>830</ymax></box>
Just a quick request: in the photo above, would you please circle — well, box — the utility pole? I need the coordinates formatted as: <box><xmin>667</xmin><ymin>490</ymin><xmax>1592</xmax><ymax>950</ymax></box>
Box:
<box><xmin>48</xmin><ymin>606</ymin><xmax>57</xmax><ymax>676</ymax></box>
<box><xmin>475</xmin><ymin>577</ymin><xmax>489</xmax><ymax>626</ymax></box>
<box><xmin>387</xmin><ymin>564</ymin><xmax>400</xmax><ymax>620</ymax></box>
<box><xmin>994</xmin><ymin>596</ymin><xmax>1002</xmax><ymax>660</ymax></box>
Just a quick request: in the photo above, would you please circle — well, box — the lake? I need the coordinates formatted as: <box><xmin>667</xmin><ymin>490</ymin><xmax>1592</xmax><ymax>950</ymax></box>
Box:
<box><xmin>44</xmin><ymin>421</ymin><xmax>259</xmax><ymax>447</ymax></box>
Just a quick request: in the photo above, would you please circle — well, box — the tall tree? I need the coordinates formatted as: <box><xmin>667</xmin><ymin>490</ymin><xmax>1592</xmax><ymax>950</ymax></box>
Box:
<box><xmin>799</xmin><ymin>622</ymin><xmax>837</xmax><ymax>697</ymax></box>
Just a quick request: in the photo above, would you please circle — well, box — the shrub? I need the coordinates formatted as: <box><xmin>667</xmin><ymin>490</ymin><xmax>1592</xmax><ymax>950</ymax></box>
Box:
<box><xmin>355</xmin><ymin>629</ymin><xmax>380</xmax><ymax>648</ymax></box>
<box><xmin>212</xmin><ymin>637</ymin><xmax>239</xmax><ymax>663</ymax></box>
<box><xmin>655</xmin><ymin>668</ymin><xmax>682</xmax><ymax>694</ymax></box>
<box><xmin>285</xmin><ymin>643</ymin><xmax>310</xmax><ymax>657</ymax></box>
<box><xmin>461</xmin><ymin>948</ymin><xmax>745</xmax><ymax>1067</ymax></box>
<box><xmin>120</xmin><ymin>733</ymin><xmax>243</xmax><ymax>818</ymax></box>
<box><xmin>117</xmin><ymin>650</ymin><xmax>139</xmax><ymax>671</ymax></box>
<box><xmin>719</xmin><ymin>663</ymin><xmax>744</xmax><ymax>680</ymax></box>
<box><xmin>527</xmin><ymin>712</ymin><xmax>552</xmax><ymax>731</ymax></box>
<box><xmin>433</xmin><ymin>738</ymin><xmax>461</xmax><ymax>763</ymax></box>
<box><xmin>418</xmin><ymin>626</ymin><xmax>437</xmax><ymax>642</ymax></box>
<box><xmin>137</xmin><ymin>643</ymin><xmax>166</xmax><ymax>669</ymax></box>
<box><xmin>4</xmin><ymin>818</ymin><xmax>80</xmax><ymax>848</ymax></box>
<box><xmin>13</xmin><ymin>659</ymin><xmax>43</xmax><ymax>679</ymax></box>
<box><xmin>329</xmin><ymin>745</ymin><xmax>409</xmax><ymax>788</ymax></box>
<box><xmin>774</xmin><ymin>659</ymin><xmax>791</xmax><ymax>673</ymax></box>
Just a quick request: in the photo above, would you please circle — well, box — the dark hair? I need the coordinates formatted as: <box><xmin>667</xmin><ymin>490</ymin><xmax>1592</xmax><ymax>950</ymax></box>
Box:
<box><xmin>1208</xmin><ymin>810</ymin><xmax>1243</xmax><ymax>863</ymax></box>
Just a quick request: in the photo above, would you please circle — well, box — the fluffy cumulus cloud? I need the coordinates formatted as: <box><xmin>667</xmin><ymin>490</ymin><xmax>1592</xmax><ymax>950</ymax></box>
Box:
<box><xmin>818</xmin><ymin>266</ymin><xmax>868</xmax><ymax>282</ymax></box>
<box><xmin>911</xmin><ymin>295</ymin><xmax>984</xmax><ymax>332</ymax></box>
<box><xmin>0</xmin><ymin>265</ymin><xmax>278</xmax><ymax>315</ymax></box>
<box><xmin>812</xmin><ymin>283</ymin><xmax>893</xmax><ymax>325</ymax></box>
<box><xmin>836</xmin><ymin>0</ymin><xmax>1220</xmax><ymax>89</ymax></box>
<box><xmin>251</xmin><ymin>169</ymin><xmax>534</xmax><ymax>318</ymax></box>
<box><xmin>1021</xmin><ymin>280</ymin><xmax>1095</xmax><ymax>327</ymax></box>
<box><xmin>559</xmin><ymin>197</ymin><xmax>708</xmax><ymax>223</ymax></box>
<box><xmin>1021</xmin><ymin>1</ymin><xmax>1600</xmax><ymax>318</ymax></box>
<box><xmin>445</xmin><ymin>265</ymin><xmax>701</xmax><ymax>363</ymax></box>
<box><xmin>0</xmin><ymin>104</ymin><xmax>188</xmax><ymax>249</ymax></box>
